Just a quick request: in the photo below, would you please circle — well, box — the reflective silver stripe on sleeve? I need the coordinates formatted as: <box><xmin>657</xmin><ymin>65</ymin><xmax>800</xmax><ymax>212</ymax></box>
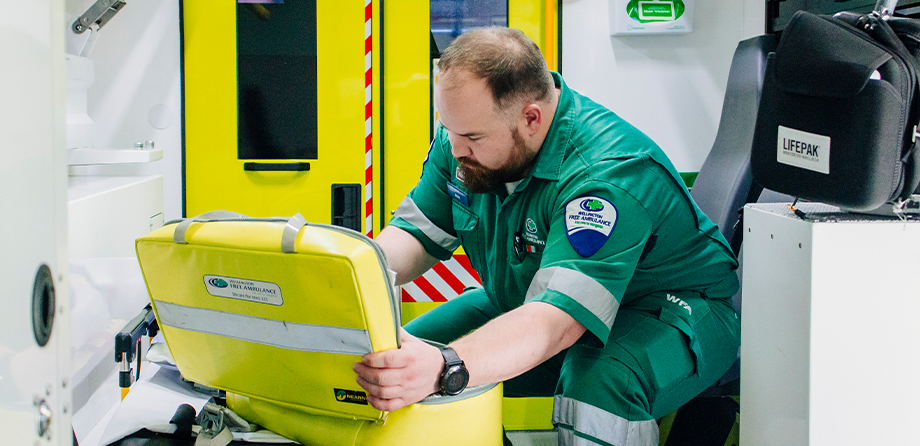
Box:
<box><xmin>554</xmin><ymin>396</ymin><xmax>658</xmax><ymax>446</ymax></box>
<box><xmin>393</xmin><ymin>196</ymin><xmax>460</xmax><ymax>252</ymax></box>
<box><xmin>525</xmin><ymin>266</ymin><xmax>618</xmax><ymax>329</ymax></box>
<box><xmin>154</xmin><ymin>300</ymin><xmax>373</xmax><ymax>355</ymax></box>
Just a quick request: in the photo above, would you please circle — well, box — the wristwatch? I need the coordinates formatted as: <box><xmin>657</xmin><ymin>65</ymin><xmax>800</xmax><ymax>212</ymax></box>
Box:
<box><xmin>438</xmin><ymin>346</ymin><xmax>469</xmax><ymax>396</ymax></box>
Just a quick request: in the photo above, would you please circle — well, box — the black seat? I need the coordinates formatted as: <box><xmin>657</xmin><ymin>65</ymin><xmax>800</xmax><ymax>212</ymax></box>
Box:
<box><xmin>664</xmin><ymin>34</ymin><xmax>789</xmax><ymax>446</ymax></box>
<box><xmin>691</xmin><ymin>35</ymin><xmax>778</xmax><ymax>257</ymax></box>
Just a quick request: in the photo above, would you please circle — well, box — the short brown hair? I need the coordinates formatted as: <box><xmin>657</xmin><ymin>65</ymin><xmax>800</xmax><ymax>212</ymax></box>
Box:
<box><xmin>438</xmin><ymin>27</ymin><xmax>554</xmax><ymax>115</ymax></box>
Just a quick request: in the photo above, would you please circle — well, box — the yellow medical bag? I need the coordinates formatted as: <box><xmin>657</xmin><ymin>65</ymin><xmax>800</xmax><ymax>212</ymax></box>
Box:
<box><xmin>135</xmin><ymin>212</ymin><xmax>502</xmax><ymax>445</ymax></box>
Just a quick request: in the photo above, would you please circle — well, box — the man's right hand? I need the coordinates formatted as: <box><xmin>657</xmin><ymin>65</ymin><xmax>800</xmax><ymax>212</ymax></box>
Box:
<box><xmin>353</xmin><ymin>328</ymin><xmax>444</xmax><ymax>411</ymax></box>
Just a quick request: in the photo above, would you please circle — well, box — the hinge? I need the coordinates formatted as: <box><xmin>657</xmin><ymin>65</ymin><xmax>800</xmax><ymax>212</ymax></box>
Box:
<box><xmin>72</xmin><ymin>0</ymin><xmax>127</xmax><ymax>34</ymax></box>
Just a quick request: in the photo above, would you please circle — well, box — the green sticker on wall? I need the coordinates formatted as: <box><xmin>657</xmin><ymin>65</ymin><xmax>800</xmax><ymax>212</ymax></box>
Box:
<box><xmin>627</xmin><ymin>0</ymin><xmax>685</xmax><ymax>23</ymax></box>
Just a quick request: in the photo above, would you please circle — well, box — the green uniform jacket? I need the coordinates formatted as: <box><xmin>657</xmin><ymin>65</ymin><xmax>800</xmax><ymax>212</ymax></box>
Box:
<box><xmin>391</xmin><ymin>72</ymin><xmax>739</xmax><ymax>346</ymax></box>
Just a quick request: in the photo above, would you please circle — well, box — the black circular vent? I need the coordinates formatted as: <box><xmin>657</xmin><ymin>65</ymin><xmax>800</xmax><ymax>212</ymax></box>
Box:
<box><xmin>32</xmin><ymin>264</ymin><xmax>55</xmax><ymax>347</ymax></box>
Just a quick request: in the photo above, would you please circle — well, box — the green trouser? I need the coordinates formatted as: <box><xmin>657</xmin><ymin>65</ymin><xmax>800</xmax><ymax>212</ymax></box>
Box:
<box><xmin>405</xmin><ymin>288</ymin><xmax>740</xmax><ymax>446</ymax></box>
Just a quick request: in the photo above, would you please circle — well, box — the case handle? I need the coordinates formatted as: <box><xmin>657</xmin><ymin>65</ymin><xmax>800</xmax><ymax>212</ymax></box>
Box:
<box><xmin>243</xmin><ymin>162</ymin><xmax>310</xmax><ymax>172</ymax></box>
<box><xmin>173</xmin><ymin>211</ymin><xmax>308</xmax><ymax>253</ymax></box>
<box><xmin>281</xmin><ymin>213</ymin><xmax>308</xmax><ymax>253</ymax></box>
<box><xmin>173</xmin><ymin>211</ymin><xmax>248</xmax><ymax>244</ymax></box>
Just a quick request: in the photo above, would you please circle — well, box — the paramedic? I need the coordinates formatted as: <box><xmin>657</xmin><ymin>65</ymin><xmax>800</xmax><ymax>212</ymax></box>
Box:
<box><xmin>353</xmin><ymin>27</ymin><xmax>740</xmax><ymax>446</ymax></box>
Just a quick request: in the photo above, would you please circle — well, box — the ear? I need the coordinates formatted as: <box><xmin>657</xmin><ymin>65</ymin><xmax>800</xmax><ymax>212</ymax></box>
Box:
<box><xmin>520</xmin><ymin>103</ymin><xmax>543</xmax><ymax>136</ymax></box>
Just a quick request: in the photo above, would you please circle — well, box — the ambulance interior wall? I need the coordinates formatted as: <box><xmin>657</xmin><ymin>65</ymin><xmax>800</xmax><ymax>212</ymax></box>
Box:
<box><xmin>70</xmin><ymin>0</ymin><xmax>183</xmax><ymax>221</ymax></box>
<box><xmin>77</xmin><ymin>0</ymin><xmax>766</xmax><ymax>222</ymax></box>
<box><xmin>562</xmin><ymin>0</ymin><xmax>766</xmax><ymax>173</ymax></box>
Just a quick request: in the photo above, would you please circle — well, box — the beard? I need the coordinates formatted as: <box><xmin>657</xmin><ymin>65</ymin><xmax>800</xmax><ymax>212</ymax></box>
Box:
<box><xmin>456</xmin><ymin>128</ymin><xmax>537</xmax><ymax>194</ymax></box>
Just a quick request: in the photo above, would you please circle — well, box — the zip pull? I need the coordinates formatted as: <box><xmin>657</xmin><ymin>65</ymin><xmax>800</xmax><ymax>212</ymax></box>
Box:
<box><xmin>787</xmin><ymin>198</ymin><xmax>807</xmax><ymax>220</ymax></box>
<box><xmin>890</xmin><ymin>198</ymin><xmax>909</xmax><ymax>223</ymax></box>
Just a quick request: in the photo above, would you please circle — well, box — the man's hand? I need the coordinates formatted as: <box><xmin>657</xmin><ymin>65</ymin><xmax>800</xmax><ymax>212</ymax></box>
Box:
<box><xmin>353</xmin><ymin>329</ymin><xmax>444</xmax><ymax>411</ymax></box>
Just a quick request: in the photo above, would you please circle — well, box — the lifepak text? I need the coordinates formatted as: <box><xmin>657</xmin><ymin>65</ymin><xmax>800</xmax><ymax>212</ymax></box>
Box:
<box><xmin>782</xmin><ymin>138</ymin><xmax>820</xmax><ymax>157</ymax></box>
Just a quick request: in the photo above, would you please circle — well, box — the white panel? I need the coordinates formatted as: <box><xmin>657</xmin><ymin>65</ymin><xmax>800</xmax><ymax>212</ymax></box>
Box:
<box><xmin>562</xmin><ymin>0</ymin><xmax>765</xmax><ymax>172</ymax></box>
<box><xmin>69</xmin><ymin>0</ymin><xmax>183</xmax><ymax>221</ymax></box>
<box><xmin>742</xmin><ymin>203</ymin><xmax>920</xmax><ymax>445</ymax></box>
<box><xmin>0</xmin><ymin>1</ymin><xmax>71</xmax><ymax>445</ymax></box>
<box><xmin>741</xmin><ymin>205</ymin><xmax>811</xmax><ymax>445</ymax></box>
<box><xmin>807</xmin><ymin>218</ymin><xmax>920</xmax><ymax>444</ymax></box>
<box><xmin>68</xmin><ymin>176</ymin><xmax>164</xmax><ymax>259</ymax></box>
<box><xmin>66</xmin><ymin>175</ymin><xmax>164</xmax><ymax>438</ymax></box>
<box><xmin>66</xmin><ymin>55</ymin><xmax>94</xmax><ymax>149</ymax></box>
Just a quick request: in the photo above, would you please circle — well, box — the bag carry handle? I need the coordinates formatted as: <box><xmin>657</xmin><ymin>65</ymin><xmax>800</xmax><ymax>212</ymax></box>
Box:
<box><xmin>837</xmin><ymin>9</ymin><xmax>920</xmax><ymax>200</ymax></box>
<box><xmin>874</xmin><ymin>0</ymin><xmax>899</xmax><ymax>18</ymax></box>
<box><xmin>281</xmin><ymin>213</ymin><xmax>308</xmax><ymax>253</ymax></box>
<box><xmin>173</xmin><ymin>211</ymin><xmax>309</xmax><ymax>253</ymax></box>
<box><xmin>865</xmin><ymin>12</ymin><xmax>920</xmax><ymax>199</ymax></box>
<box><xmin>173</xmin><ymin>211</ymin><xmax>248</xmax><ymax>244</ymax></box>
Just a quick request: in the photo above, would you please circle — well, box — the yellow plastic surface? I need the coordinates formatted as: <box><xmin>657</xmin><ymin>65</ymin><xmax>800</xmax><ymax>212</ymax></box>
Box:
<box><xmin>136</xmin><ymin>220</ymin><xmax>397</xmax><ymax>422</ymax></box>
<box><xmin>380</xmin><ymin>0</ymin><xmax>430</xmax><ymax>223</ymax></box>
<box><xmin>502</xmin><ymin>397</ymin><xmax>554</xmax><ymax>431</ymax></box>
<box><xmin>138</xmin><ymin>218</ymin><xmax>504</xmax><ymax>442</ymax></box>
<box><xmin>228</xmin><ymin>383</ymin><xmax>504</xmax><ymax>446</ymax></box>
<box><xmin>400</xmin><ymin>302</ymin><xmax>442</xmax><ymax>324</ymax></box>
<box><xmin>509</xmin><ymin>0</ymin><xmax>559</xmax><ymax>71</ymax></box>
<box><xmin>183</xmin><ymin>3</ymin><xmax>372</xmax><ymax>225</ymax></box>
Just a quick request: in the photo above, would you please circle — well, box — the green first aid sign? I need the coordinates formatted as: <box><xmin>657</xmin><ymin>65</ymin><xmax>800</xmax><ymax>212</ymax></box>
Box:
<box><xmin>628</xmin><ymin>0</ymin><xmax>684</xmax><ymax>23</ymax></box>
<box><xmin>639</xmin><ymin>1</ymin><xmax>675</xmax><ymax>20</ymax></box>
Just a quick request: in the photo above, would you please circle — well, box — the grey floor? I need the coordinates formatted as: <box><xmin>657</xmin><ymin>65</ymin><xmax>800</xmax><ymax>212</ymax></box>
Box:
<box><xmin>506</xmin><ymin>430</ymin><xmax>558</xmax><ymax>446</ymax></box>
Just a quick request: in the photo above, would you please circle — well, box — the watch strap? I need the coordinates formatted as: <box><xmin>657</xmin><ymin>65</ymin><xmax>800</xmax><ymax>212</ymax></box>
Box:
<box><xmin>440</xmin><ymin>346</ymin><xmax>462</xmax><ymax>366</ymax></box>
<box><xmin>437</xmin><ymin>346</ymin><xmax>468</xmax><ymax>396</ymax></box>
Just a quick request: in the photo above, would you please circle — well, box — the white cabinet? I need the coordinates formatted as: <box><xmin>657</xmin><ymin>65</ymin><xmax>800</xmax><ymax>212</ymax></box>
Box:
<box><xmin>741</xmin><ymin>203</ymin><xmax>920</xmax><ymax>445</ymax></box>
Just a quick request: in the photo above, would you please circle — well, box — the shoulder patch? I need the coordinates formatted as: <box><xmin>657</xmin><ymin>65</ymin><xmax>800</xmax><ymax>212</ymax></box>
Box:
<box><xmin>565</xmin><ymin>196</ymin><xmax>618</xmax><ymax>257</ymax></box>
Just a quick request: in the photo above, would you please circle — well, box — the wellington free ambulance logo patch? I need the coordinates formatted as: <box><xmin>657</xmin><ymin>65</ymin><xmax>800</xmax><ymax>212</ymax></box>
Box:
<box><xmin>565</xmin><ymin>196</ymin><xmax>617</xmax><ymax>257</ymax></box>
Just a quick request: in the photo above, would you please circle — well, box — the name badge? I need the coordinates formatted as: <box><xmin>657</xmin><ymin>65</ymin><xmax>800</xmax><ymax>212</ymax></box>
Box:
<box><xmin>446</xmin><ymin>181</ymin><xmax>470</xmax><ymax>207</ymax></box>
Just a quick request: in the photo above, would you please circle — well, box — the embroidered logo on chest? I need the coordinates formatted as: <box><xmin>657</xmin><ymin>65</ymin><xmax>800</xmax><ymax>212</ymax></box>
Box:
<box><xmin>525</xmin><ymin>218</ymin><xmax>537</xmax><ymax>234</ymax></box>
<box><xmin>520</xmin><ymin>217</ymin><xmax>546</xmax><ymax>251</ymax></box>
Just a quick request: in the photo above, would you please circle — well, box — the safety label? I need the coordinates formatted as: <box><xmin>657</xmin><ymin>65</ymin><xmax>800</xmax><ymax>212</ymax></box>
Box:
<box><xmin>203</xmin><ymin>275</ymin><xmax>283</xmax><ymax>306</ymax></box>
<box><xmin>334</xmin><ymin>388</ymin><xmax>368</xmax><ymax>405</ymax></box>
<box><xmin>777</xmin><ymin>125</ymin><xmax>830</xmax><ymax>175</ymax></box>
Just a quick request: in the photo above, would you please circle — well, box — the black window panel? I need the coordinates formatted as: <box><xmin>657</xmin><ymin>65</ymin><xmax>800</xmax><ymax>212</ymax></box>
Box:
<box><xmin>237</xmin><ymin>0</ymin><xmax>318</xmax><ymax>160</ymax></box>
<box><xmin>431</xmin><ymin>0</ymin><xmax>508</xmax><ymax>53</ymax></box>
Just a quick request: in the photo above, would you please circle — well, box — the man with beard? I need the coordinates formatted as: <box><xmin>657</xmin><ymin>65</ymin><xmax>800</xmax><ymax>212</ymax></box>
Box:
<box><xmin>354</xmin><ymin>27</ymin><xmax>740</xmax><ymax>446</ymax></box>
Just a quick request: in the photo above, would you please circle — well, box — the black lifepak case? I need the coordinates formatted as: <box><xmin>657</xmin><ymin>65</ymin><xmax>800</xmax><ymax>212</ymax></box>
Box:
<box><xmin>752</xmin><ymin>10</ymin><xmax>920</xmax><ymax>212</ymax></box>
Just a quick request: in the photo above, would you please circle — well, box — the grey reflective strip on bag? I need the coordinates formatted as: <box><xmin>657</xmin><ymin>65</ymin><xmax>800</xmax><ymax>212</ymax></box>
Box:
<box><xmin>524</xmin><ymin>267</ymin><xmax>618</xmax><ymax>329</ymax></box>
<box><xmin>554</xmin><ymin>396</ymin><xmax>658</xmax><ymax>446</ymax></box>
<box><xmin>393</xmin><ymin>197</ymin><xmax>460</xmax><ymax>252</ymax></box>
<box><xmin>154</xmin><ymin>300</ymin><xmax>373</xmax><ymax>355</ymax></box>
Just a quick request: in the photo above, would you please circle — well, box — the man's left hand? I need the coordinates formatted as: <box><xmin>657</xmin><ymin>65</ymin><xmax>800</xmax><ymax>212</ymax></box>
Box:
<box><xmin>354</xmin><ymin>328</ymin><xmax>444</xmax><ymax>411</ymax></box>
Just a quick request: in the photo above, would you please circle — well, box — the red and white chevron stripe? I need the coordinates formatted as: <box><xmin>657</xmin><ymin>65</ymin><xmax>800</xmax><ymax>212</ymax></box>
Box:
<box><xmin>402</xmin><ymin>255</ymin><xmax>482</xmax><ymax>302</ymax></box>
<box><xmin>364</xmin><ymin>0</ymin><xmax>373</xmax><ymax>238</ymax></box>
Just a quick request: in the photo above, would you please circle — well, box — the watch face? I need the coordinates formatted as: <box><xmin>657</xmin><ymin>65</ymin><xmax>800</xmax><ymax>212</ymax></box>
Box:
<box><xmin>443</xmin><ymin>365</ymin><xmax>470</xmax><ymax>395</ymax></box>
